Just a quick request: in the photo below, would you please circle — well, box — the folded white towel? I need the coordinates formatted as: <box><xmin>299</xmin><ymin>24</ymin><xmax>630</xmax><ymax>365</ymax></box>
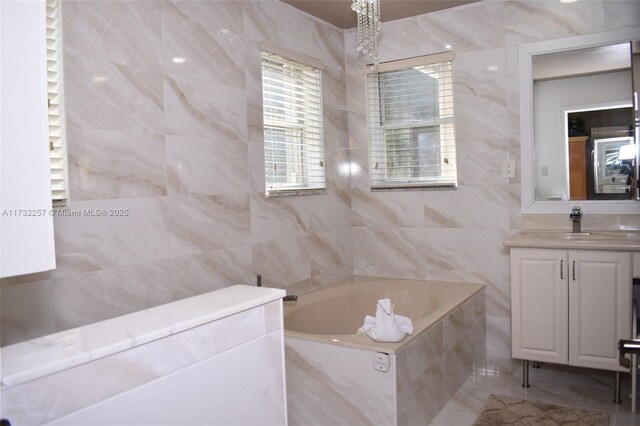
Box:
<box><xmin>357</xmin><ymin>298</ymin><xmax>413</xmax><ymax>342</ymax></box>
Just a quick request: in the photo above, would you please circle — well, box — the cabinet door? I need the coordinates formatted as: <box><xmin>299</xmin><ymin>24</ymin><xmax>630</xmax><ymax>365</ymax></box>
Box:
<box><xmin>569</xmin><ymin>250</ymin><xmax>631</xmax><ymax>371</ymax></box>
<box><xmin>0</xmin><ymin>0</ymin><xmax>56</xmax><ymax>278</ymax></box>
<box><xmin>511</xmin><ymin>248</ymin><xmax>568</xmax><ymax>363</ymax></box>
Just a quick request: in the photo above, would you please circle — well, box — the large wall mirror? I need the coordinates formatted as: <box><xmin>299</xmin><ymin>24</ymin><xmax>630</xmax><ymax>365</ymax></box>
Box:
<box><xmin>519</xmin><ymin>28</ymin><xmax>640</xmax><ymax>214</ymax></box>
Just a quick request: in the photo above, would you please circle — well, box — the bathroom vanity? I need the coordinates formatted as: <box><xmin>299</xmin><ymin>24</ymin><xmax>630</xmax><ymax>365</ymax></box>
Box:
<box><xmin>504</xmin><ymin>231</ymin><xmax>640</xmax><ymax>388</ymax></box>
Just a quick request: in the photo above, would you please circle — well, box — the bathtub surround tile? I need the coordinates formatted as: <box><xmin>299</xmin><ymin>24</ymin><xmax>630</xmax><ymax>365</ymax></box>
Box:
<box><xmin>282</xmin><ymin>266</ymin><xmax>354</xmax><ymax>296</ymax></box>
<box><xmin>168</xmin><ymin>194</ymin><xmax>251</xmax><ymax>258</ymax></box>
<box><xmin>305</xmin><ymin>230</ymin><xmax>352</xmax><ymax>276</ymax></box>
<box><xmin>62</xmin><ymin>0</ymin><xmax>162</xmax><ymax>72</ymax></box>
<box><xmin>352</xmin><ymin>189</ymin><xmax>423</xmax><ymax>228</ymax></box>
<box><xmin>286</xmin><ymin>338</ymin><xmax>395</xmax><ymax>392</ymax></box>
<box><xmin>396</xmin><ymin>323</ymin><xmax>444</xmax><ymax>400</ymax></box>
<box><xmin>0</xmin><ymin>280</ymin><xmax>57</xmax><ymax>347</ymax></box>
<box><xmin>444</xmin><ymin>319</ymin><xmax>487</xmax><ymax>401</ymax></box>
<box><xmin>285</xmin><ymin>339</ymin><xmax>396</xmax><ymax>426</ymax></box>
<box><xmin>163</xmin><ymin>73</ymin><xmax>247</xmax><ymax>140</ymax></box>
<box><xmin>169</xmin><ymin>246</ymin><xmax>254</xmax><ymax>300</ymax></box>
<box><xmin>444</xmin><ymin>293</ymin><xmax>485</xmax><ymax>352</ymax></box>
<box><xmin>286</xmin><ymin>373</ymin><xmax>396</xmax><ymax>426</ymax></box>
<box><xmin>53</xmin><ymin>198</ymin><xmax>171</xmax><ymax>277</ymax></box>
<box><xmin>161</xmin><ymin>10</ymin><xmax>246</xmax><ymax>88</ymax></box>
<box><xmin>353</xmin><ymin>227</ymin><xmax>425</xmax><ymax>277</ymax></box>
<box><xmin>439</xmin><ymin>290</ymin><xmax>487</xmax><ymax>401</ymax></box>
<box><xmin>285</xmin><ymin>279</ymin><xmax>485</xmax><ymax>426</ymax></box>
<box><xmin>250</xmin><ymin>195</ymin><xmax>310</xmax><ymax>244</ymax></box>
<box><xmin>397</xmin><ymin>359</ymin><xmax>446</xmax><ymax>426</ymax></box>
<box><xmin>252</xmin><ymin>236</ymin><xmax>311</xmax><ymax>287</ymax></box>
<box><xmin>67</xmin><ymin>128</ymin><xmax>167</xmax><ymax>201</ymax></box>
<box><xmin>52</xmin><ymin>260</ymin><xmax>174</xmax><ymax>331</ymax></box>
<box><xmin>306</xmin><ymin>189</ymin><xmax>352</xmax><ymax>232</ymax></box>
<box><xmin>64</xmin><ymin>54</ymin><xmax>164</xmax><ymax>134</ymax></box>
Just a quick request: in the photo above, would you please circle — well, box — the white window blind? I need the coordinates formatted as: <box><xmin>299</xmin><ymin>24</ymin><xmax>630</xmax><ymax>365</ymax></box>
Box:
<box><xmin>46</xmin><ymin>0</ymin><xmax>69</xmax><ymax>206</ymax></box>
<box><xmin>367</xmin><ymin>53</ymin><xmax>457</xmax><ymax>190</ymax></box>
<box><xmin>261</xmin><ymin>50</ymin><xmax>326</xmax><ymax>196</ymax></box>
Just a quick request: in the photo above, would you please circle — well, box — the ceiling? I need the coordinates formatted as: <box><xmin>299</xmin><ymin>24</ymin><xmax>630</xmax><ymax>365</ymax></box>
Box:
<box><xmin>281</xmin><ymin>0</ymin><xmax>479</xmax><ymax>29</ymax></box>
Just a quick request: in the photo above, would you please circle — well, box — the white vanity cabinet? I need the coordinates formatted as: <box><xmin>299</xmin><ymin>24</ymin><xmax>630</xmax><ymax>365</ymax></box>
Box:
<box><xmin>511</xmin><ymin>247</ymin><xmax>632</xmax><ymax>372</ymax></box>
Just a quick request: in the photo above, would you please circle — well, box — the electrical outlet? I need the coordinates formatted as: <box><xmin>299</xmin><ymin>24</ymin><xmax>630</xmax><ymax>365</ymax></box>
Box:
<box><xmin>541</xmin><ymin>166</ymin><xmax>549</xmax><ymax>177</ymax></box>
<box><xmin>502</xmin><ymin>159</ymin><xmax>516</xmax><ymax>178</ymax></box>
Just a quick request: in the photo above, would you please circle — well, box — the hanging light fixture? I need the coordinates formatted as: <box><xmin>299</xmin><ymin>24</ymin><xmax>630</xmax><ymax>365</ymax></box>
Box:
<box><xmin>351</xmin><ymin>0</ymin><xmax>382</xmax><ymax>65</ymax></box>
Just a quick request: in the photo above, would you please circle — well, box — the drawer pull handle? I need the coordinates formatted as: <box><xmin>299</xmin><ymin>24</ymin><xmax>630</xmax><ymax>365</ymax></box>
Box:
<box><xmin>572</xmin><ymin>260</ymin><xmax>576</xmax><ymax>281</ymax></box>
<box><xmin>560</xmin><ymin>259</ymin><xmax>563</xmax><ymax>279</ymax></box>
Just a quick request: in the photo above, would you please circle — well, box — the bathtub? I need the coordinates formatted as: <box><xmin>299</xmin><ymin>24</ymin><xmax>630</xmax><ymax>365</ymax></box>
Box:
<box><xmin>284</xmin><ymin>276</ymin><xmax>486</xmax><ymax>426</ymax></box>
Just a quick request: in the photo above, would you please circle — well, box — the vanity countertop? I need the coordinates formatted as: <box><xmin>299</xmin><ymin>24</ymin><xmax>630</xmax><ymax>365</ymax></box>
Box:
<box><xmin>504</xmin><ymin>230</ymin><xmax>640</xmax><ymax>251</ymax></box>
<box><xmin>1</xmin><ymin>285</ymin><xmax>285</xmax><ymax>388</ymax></box>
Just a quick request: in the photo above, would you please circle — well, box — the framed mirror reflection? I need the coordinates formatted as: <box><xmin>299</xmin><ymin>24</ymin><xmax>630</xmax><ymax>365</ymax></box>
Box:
<box><xmin>532</xmin><ymin>41</ymin><xmax>638</xmax><ymax>202</ymax></box>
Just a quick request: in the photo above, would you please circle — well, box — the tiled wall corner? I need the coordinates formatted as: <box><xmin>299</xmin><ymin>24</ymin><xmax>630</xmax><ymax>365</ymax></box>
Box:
<box><xmin>0</xmin><ymin>0</ymin><xmax>353</xmax><ymax>346</ymax></box>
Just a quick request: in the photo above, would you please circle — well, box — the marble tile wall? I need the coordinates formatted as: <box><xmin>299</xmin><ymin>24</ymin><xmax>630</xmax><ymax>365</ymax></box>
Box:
<box><xmin>1</xmin><ymin>0</ymin><xmax>638</xmax><ymax>360</ymax></box>
<box><xmin>0</xmin><ymin>0</ymin><xmax>351</xmax><ymax>346</ymax></box>
<box><xmin>397</xmin><ymin>289</ymin><xmax>486</xmax><ymax>425</ymax></box>
<box><xmin>345</xmin><ymin>0</ymin><xmax>640</xmax><ymax>359</ymax></box>
<box><xmin>3</xmin><ymin>300</ymin><xmax>284</xmax><ymax>425</ymax></box>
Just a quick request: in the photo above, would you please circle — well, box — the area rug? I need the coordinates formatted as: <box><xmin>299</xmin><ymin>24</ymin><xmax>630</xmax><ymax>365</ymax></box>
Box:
<box><xmin>473</xmin><ymin>394</ymin><xmax>608</xmax><ymax>426</ymax></box>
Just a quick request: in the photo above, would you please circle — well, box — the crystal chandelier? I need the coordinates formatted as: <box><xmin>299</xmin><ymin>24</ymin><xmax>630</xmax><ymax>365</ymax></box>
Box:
<box><xmin>351</xmin><ymin>0</ymin><xmax>382</xmax><ymax>65</ymax></box>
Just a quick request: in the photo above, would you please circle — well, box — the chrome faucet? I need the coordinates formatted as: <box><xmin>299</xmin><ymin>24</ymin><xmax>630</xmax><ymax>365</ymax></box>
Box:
<box><xmin>569</xmin><ymin>207</ymin><xmax>582</xmax><ymax>233</ymax></box>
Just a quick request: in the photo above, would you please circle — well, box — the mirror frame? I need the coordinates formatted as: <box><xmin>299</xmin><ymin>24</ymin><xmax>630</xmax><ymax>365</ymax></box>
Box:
<box><xmin>519</xmin><ymin>27</ymin><xmax>640</xmax><ymax>214</ymax></box>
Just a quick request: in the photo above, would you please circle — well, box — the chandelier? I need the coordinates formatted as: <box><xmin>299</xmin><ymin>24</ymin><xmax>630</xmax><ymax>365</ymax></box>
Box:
<box><xmin>351</xmin><ymin>0</ymin><xmax>382</xmax><ymax>65</ymax></box>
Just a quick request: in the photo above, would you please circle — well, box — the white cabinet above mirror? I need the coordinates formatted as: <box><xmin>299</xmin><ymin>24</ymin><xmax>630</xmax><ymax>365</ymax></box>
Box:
<box><xmin>519</xmin><ymin>28</ymin><xmax>640</xmax><ymax>214</ymax></box>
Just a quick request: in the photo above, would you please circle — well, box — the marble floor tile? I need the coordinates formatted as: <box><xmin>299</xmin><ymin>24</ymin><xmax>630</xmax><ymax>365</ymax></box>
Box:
<box><xmin>429</xmin><ymin>407</ymin><xmax>477</xmax><ymax>426</ymax></box>
<box><xmin>430</xmin><ymin>357</ymin><xmax>640</xmax><ymax>426</ymax></box>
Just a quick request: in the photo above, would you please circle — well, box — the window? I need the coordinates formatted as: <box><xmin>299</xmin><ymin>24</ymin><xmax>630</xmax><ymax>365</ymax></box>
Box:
<box><xmin>367</xmin><ymin>52</ymin><xmax>456</xmax><ymax>190</ymax></box>
<box><xmin>261</xmin><ymin>48</ymin><xmax>325</xmax><ymax>196</ymax></box>
<box><xmin>46</xmin><ymin>0</ymin><xmax>69</xmax><ymax>206</ymax></box>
